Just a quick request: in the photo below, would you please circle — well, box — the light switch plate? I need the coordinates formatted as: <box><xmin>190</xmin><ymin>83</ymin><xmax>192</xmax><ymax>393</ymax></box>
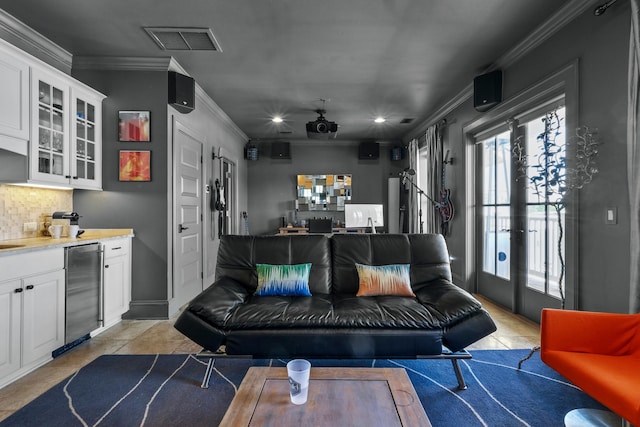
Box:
<box><xmin>605</xmin><ymin>207</ymin><xmax>617</xmax><ymax>225</ymax></box>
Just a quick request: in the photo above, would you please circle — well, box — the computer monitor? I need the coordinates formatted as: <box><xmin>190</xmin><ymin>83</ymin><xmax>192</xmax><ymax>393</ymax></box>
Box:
<box><xmin>344</xmin><ymin>204</ymin><xmax>384</xmax><ymax>231</ymax></box>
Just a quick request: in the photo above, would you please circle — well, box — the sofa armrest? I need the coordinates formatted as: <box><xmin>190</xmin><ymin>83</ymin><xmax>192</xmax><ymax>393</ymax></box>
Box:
<box><xmin>188</xmin><ymin>276</ymin><xmax>251</xmax><ymax>327</ymax></box>
<box><xmin>414</xmin><ymin>279</ymin><xmax>482</xmax><ymax>322</ymax></box>
<box><xmin>541</xmin><ymin>308</ymin><xmax>640</xmax><ymax>356</ymax></box>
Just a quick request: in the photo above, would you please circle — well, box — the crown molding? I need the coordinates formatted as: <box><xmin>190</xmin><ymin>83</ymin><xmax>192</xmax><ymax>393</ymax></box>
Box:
<box><xmin>194</xmin><ymin>85</ymin><xmax>248</xmax><ymax>142</ymax></box>
<box><xmin>405</xmin><ymin>0</ymin><xmax>599</xmax><ymax>141</ymax></box>
<box><xmin>0</xmin><ymin>9</ymin><xmax>72</xmax><ymax>73</ymax></box>
<box><xmin>167</xmin><ymin>57</ymin><xmax>189</xmax><ymax>75</ymax></box>
<box><xmin>496</xmin><ymin>0</ymin><xmax>600</xmax><ymax>69</ymax></box>
<box><xmin>73</xmin><ymin>56</ymin><xmax>173</xmax><ymax>71</ymax></box>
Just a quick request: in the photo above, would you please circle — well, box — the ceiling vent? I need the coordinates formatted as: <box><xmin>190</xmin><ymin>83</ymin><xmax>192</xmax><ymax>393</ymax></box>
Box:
<box><xmin>144</xmin><ymin>27</ymin><xmax>222</xmax><ymax>51</ymax></box>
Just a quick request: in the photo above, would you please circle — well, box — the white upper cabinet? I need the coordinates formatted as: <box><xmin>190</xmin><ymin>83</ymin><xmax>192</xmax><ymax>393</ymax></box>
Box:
<box><xmin>0</xmin><ymin>38</ymin><xmax>105</xmax><ymax>189</ymax></box>
<box><xmin>0</xmin><ymin>44</ymin><xmax>29</xmax><ymax>154</ymax></box>
<box><xmin>29</xmin><ymin>68</ymin><xmax>105</xmax><ymax>189</ymax></box>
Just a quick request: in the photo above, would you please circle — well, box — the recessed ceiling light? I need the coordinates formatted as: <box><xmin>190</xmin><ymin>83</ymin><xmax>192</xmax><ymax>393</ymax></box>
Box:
<box><xmin>272</xmin><ymin>116</ymin><xmax>283</xmax><ymax>123</ymax></box>
<box><xmin>374</xmin><ymin>117</ymin><xmax>386</xmax><ymax>123</ymax></box>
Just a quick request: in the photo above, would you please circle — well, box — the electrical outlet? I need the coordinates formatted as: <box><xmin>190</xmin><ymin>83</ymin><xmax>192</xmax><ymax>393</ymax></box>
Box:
<box><xmin>23</xmin><ymin>222</ymin><xmax>38</xmax><ymax>232</ymax></box>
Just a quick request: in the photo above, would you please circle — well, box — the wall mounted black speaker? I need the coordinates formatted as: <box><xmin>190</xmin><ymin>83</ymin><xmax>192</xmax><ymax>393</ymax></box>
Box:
<box><xmin>473</xmin><ymin>69</ymin><xmax>502</xmax><ymax>112</ymax></box>
<box><xmin>271</xmin><ymin>142</ymin><xmax>291</xmax><ymax>159</ymax></box>
<box><xmin>168</xmin><ymin>71</ymin><xmax>195</xmax><ymax>114</ymax></box>
<box><xmin>358</xmin><ymin>142</ymin><xmax>379</xmax><ymax>160</ymax></box>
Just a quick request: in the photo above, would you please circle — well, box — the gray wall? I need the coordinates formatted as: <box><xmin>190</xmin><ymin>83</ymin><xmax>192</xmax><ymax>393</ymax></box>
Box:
<box><xmin>72</xmin><ymin>70</ymin><xmax>170</xmax><ymax>318</ymax></box>
<box><xmin>441</xmin><ymin>4</ymin><xmax>630</xmax><ymax>313</ymax></box>
<box><xmin>247</xmin><ymin>141</ymin><xmax>406</xmax><ymax>235</ymax></box>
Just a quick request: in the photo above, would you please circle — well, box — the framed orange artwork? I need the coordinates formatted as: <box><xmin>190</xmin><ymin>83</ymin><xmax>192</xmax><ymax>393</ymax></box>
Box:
<box><xmin>119</xmin><ymin>150</ymin><xmax>151</xmax><ymax>181</ymax></box>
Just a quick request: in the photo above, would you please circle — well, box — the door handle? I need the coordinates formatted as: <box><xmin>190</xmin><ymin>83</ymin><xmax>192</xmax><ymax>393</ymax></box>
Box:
<box><xmin>179</xmin><ymin>224</ymin><xmax>189</xmax><ymax>233</ymax></box>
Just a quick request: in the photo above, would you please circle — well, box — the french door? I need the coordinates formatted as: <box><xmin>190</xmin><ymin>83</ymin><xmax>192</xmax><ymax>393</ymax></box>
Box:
<box><xmin>476</xmin><ymin>105</ymin><xmax>568</xmax><ymax>322</ymax></box>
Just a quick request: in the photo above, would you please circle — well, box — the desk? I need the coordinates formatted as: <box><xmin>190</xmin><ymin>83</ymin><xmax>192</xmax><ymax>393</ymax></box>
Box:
<box><xmin>278</xmin><ymin>227</ymin><xmax>365</xmax><ymax>235</ymax></box>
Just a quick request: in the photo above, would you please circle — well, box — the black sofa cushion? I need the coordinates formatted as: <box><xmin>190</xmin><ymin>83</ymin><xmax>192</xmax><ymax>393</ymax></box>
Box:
<box><xmin>223</xmin><ymin>293</ymin><xmax>443</xmax><ymax>329</ymax></box>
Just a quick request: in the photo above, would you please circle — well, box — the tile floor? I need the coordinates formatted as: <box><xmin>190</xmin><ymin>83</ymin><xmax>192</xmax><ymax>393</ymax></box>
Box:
<box><xmin>0</xmin><ymin>295</ymin><xmax>540</xmax><ymax>422</ymax></box>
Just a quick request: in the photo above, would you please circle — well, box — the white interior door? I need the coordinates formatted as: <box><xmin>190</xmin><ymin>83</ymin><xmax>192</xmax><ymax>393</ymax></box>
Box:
<box><xmin>173</xmin><ymin>121</ymin><xmax>203</xmax><ymax>309</ymax></box>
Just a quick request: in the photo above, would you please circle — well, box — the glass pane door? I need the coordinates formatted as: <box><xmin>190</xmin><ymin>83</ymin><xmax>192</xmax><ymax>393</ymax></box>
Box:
<box><xmin>221</xmin><ymin>159</ymin><xmax>235</xmax><ymax>235</ymax></box>
<box><xmin>477</xmin><ymin>130</ymin><xmax>513</xmax><ymax>308</ymax></box>
<box><xmin>37</xmin><ymin>81</ymin><xmax>66</xmax><ymax>177</ymax></box>
<box><xmin>475</xmin><ymin>106</ymin><xmax>568</xmax><ymax>321</ymax></box>
<box><xmin>74</xmin><ymin>98</ymin><xmax>97</xmax><ymax>181</ymax></box>
<box><xmin>519</xmin><ymin>107</ymin><xmax>566</xmax><ymax>309</ymax></box>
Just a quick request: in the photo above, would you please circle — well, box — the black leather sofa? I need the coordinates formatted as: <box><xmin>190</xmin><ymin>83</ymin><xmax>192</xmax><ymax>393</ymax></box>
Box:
<box><xmin>175</xmin><ymin>233</ymin><xmax>497</xmax><ymax>388</ymax></box>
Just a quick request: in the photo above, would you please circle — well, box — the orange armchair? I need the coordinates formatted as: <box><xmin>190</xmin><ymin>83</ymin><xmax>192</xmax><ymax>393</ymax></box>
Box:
<box><xmin>541</xmin><ymin>308</ymin><xmax>640</xmax><ymax>426</ymax></box>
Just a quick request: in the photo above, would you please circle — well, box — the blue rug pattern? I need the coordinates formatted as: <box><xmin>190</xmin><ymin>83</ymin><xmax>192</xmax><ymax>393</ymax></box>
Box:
<box><xmin>0</xmin><ymin>349</ymin><xmax>606</xmax><ymax>427</ymax></box>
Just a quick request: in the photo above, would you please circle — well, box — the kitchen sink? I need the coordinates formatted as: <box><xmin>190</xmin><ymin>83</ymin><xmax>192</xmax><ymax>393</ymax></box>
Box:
<box><xmin>0</xmin><ymin>244</ymin><xmax>25</xmax><ymax>250</ymax></box>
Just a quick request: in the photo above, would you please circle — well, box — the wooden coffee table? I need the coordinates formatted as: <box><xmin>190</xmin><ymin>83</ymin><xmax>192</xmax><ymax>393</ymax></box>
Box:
<box><xmin>219</xmin><ymin>367</ymin><xmax>431</xmax><ymax>426</ymax></box>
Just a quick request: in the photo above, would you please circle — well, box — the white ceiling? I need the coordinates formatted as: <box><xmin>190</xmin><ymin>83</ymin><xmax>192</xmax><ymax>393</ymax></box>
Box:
<box><xmin>0</xmin><ymin>0</ymin><xmax>583</xmax><ymax>142</ymax></box>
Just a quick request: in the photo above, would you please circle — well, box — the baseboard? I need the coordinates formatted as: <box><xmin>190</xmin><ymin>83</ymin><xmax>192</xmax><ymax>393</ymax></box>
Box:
<box><xmin>123</xmin><ymin>300</ymin><xmax>169</xmax><ymax>320</ymax></box>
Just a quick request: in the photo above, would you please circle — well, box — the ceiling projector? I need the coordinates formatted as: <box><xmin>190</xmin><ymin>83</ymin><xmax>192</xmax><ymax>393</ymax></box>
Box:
<box><xmin>306</xmin><ymin>110</ymin><xmax>338</xmax><ymax>139</ymax></box>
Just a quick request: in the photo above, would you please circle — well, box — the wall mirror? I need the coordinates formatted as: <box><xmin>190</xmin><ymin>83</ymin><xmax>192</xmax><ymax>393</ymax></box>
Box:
<box><xmin>296</xmin><ymin>174</ymin><xmax>351</xmax><ymax>211</ymax></box>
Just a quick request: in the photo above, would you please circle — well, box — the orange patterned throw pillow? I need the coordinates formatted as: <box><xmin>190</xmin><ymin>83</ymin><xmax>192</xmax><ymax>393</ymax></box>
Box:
<box><xmin>355</xmin><ymin>263</ymin><xmax>415</xmax><ymax>297</ymax></box>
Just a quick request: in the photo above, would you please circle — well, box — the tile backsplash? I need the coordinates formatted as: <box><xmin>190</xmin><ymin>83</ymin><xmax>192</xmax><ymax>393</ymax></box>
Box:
<box><xmin>0</xmin><ymin>185</ymin><xmax>73</xmax><ymax>240</ymax></box>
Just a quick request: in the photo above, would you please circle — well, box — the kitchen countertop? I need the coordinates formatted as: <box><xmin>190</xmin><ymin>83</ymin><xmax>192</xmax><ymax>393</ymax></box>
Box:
<box><xmin>0</xmin><ymin>229</ymin><xmax>134</xmax><ymax>256</ymax></box>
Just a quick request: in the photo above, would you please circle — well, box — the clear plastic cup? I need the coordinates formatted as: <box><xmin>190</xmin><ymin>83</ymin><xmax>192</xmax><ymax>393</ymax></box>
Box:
<box><xmin>286</xmin><ymin>359</ymin><xmax>311</xmax><ymax>405</ymax></box>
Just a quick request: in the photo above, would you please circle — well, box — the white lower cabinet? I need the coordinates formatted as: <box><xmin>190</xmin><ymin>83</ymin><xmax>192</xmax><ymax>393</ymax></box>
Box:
<box><xmin>0</xmin><ymin>249</ymin><xmax>65</xmax><ymax>389</ymax></box>
<box><xmin>102</xmin><ymin>238</ymin><xmax>131</xmax><ymax>329</ymax></box>
<box><xmin>0</xmin><ymin>236</ymin><xmax>132</xmax><ymax>389</ymax></box>
<box><xmin>22</xmin><ymin>270</ymin><xmax>65</xmax><ymax>365</ymax></box>
<box><xmin>0</xmin><ymin>279</ymin><xmax>21</xmax><ymax>381</ymax></box>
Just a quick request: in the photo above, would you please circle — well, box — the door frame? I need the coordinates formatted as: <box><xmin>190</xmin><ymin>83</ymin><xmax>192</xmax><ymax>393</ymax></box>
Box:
<box><xmin>461</xmin><ymin>61</ymin><xmax>580</xmax><ymax>317</ymax></box>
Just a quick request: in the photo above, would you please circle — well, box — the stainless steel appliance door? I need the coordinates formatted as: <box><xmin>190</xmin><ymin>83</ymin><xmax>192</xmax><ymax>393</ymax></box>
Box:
<box><xmin>65</xmin><ymin>243</ymin><xmax>102</xmax><ymax>344</ymax></box>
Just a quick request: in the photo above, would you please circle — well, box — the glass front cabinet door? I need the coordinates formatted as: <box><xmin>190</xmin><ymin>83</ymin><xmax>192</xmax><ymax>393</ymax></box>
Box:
<box><xmin>71</xmin><ymin>88</ymin><xmax>103</xmax><ymax>190</ymax></box>
<box><xmin>31</xmin><ymin>70</ymin><xmax>70</xmax><ymax>186</ymax></box>
<box><xmin>30</xmin><ymin>69</ymin><xmax>104</xmax><ymax>189</ymax></box>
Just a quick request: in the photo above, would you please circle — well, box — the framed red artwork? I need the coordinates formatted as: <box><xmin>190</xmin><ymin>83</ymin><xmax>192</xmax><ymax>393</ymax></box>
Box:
<box><xmin>118</xmin><ymin>111</ymin><xmax>150</xmax><ymax>142</ymax></box>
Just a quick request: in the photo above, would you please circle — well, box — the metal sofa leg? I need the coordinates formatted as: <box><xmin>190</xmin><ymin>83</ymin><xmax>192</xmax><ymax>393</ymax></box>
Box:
<box><xmin>201</xmin><ymin>357</ymin><xmax>215</xmax><ymax>389</ymax></box>
<box><xmin>419</xmin><ymin>349</ymin><xmax>471</xmax><ymax>390</ymax></box>
<box><xmin>451</xmin><ymin>359</ymin><xmax>468</xmax><ymax>390</ymax></box>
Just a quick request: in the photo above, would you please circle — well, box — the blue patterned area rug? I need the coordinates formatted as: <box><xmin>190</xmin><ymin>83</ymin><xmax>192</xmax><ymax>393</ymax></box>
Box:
<box><xmin>1</xmin><ymin>349</ymin><xmax>605</xmax><ymax>427</ymax></box>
